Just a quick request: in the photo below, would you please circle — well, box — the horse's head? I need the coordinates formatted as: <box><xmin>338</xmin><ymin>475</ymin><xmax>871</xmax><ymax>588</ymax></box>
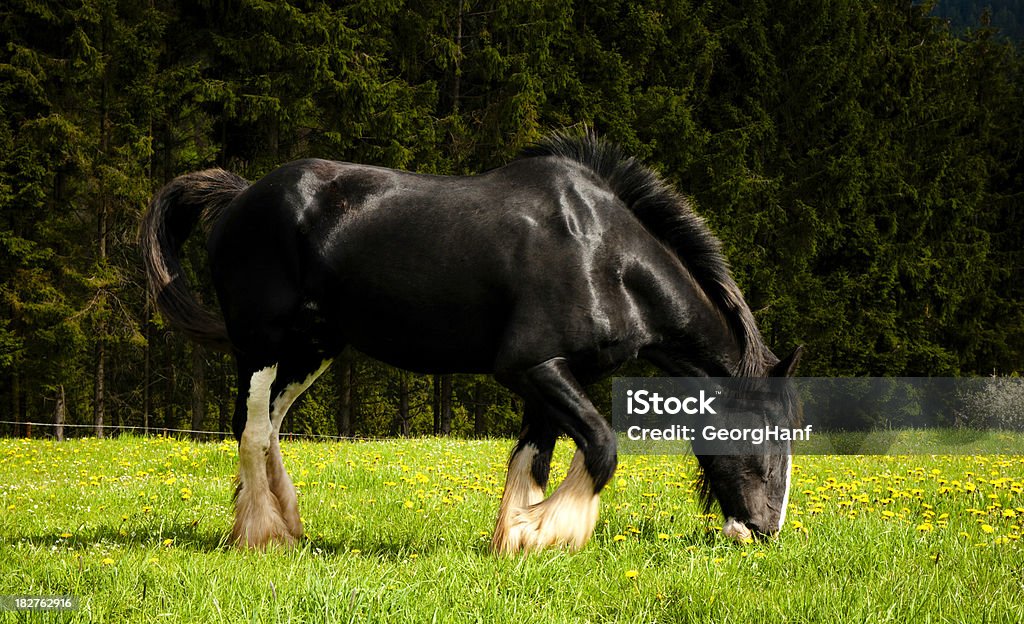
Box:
<box><xmin>695</xmin><ymin>346</ymin><xmax>803</xmax><ymax>540</ymax></box>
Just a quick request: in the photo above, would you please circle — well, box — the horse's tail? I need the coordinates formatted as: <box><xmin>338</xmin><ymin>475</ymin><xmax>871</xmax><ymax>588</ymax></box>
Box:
<box><xmin>140</xmin><ymin>169</ymin><xmax>250</xmax><ymax>352</ymax></box>
<box><xmin>521</xmin><ymin>129</ymin><xmax>767</xmax><ymax>375</ymax></box>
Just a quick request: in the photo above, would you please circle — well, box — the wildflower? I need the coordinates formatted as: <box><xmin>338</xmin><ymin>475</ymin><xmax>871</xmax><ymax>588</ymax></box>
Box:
<box><xmin>101</xmin><ymin>557</ymin><xmax>115</xmax><ymax>565</ymax></box>
<box><xmin>625</xmin><ymin>569</ymin><xmax>639</xmax><ymax>579</ymax></box>
<box><xmin>613</xmin><ymin>534</ymin><xmax>627</xmax><ymax>542</ymax></box>
<box><xmin>981</xmin><ymin>524</ymin><xmax>996</xmax><ymax>534</ymax></box>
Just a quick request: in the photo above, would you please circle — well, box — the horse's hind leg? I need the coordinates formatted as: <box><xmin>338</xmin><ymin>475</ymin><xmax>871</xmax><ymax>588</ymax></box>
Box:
<box><xmin>231</xmin><ymin>361</ymin><xmax>293</xmax><ymax>549</ymax></box>
<box><xmin>266</xmin><ymin>357</ymin><xmax>333</xmax><ymax>540</ymax></box>
<box><xmin>493</xmin><ymin>357</ymin><xmax>617</xmax><ymax>554</ymax></box>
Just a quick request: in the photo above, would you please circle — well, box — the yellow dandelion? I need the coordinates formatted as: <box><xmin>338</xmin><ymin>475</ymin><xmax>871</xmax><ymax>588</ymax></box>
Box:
<box><xmin>625</xmin><ymin>569</ymin><xmax>639</xmax><ymax>579</ymax></box>
<box><xmin>613</xmin><ymin>534</ymin><xmax>627</xmax><ymax>542</ymax></box>
<box><xmin>404</xmin><ymin>500</ymin><xmax>414</xmax><ymax>509</ymax></box>
<box><xmin>916</xmin><ymin>523</ymin><xmax>934</xmax><ymax>532</ymax></box>
<box><xmin>101</xmin><ymin>557</ymin><xmax>115</xmax><ymax>565</ymax></box>
<box><xmin>981</xmin><ymin>524</ymin><xmax>996</xmax><ymax>534</ymax></box>
<box><xmin>658</xmin><ymin>533</ymin><xmax>670</xmax><ymax>540</ymax></box>
<box><xmin>59</xmin><ymin>532</ymin><xmax>72</xmax><ymax>538</ymax></box>
<box><xmin>163</xmin><ymin>538</ymin><xmax>174</xmax><ymax>546</ymax></box>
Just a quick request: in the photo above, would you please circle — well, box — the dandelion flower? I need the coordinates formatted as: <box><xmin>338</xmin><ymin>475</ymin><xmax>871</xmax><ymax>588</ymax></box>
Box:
<box><xmin>625</xmin><ymin>569</ymin><xmax>639</xmax><ymax>579</ymax></box>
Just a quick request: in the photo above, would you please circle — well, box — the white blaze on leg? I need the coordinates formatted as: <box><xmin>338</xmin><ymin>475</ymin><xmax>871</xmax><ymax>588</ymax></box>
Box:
<box><xmin>492</xmin><ymin>443</ymin><xmax>546</xmax><ymax>554</ymax></box>
<box><xmin>499</xmin><ymin>449</ymin><xmax>600</xmax><ymax>554</ymax></box>
<box><xmin>777</xmin><ymin>454</ymin><xmax>793</xmax><ymax>531</ymax></box>
<box><xmin>232</xmin><ymin>364</ymin><xmax>294</xmax><ymax>549</ymax></box>
<box><xmin>270</xmin><ymin>360</ymin><xmax>333</xmax><ymax>430</ymax></box>
<box><xmin>267</xmin><ymin>359</ymin><xmax>332</xmax><ymax>540</ymax></box>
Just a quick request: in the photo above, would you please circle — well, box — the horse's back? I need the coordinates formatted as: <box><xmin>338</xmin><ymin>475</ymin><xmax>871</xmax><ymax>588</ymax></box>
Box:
<box><xmin>208</xmin><ymin>156</ymin><xmax>679</xmax><ymax>373</ymax></box>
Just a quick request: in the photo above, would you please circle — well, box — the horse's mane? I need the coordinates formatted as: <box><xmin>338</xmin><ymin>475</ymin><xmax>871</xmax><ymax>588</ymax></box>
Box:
<box><xmin>520</xmin><ymin>129</ymin><xmax>770</xmax><ymax>377</ymax></box>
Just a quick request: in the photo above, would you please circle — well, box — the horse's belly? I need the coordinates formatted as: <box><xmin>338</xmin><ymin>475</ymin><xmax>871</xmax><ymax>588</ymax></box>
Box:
<box><xmin>323</xmin><ymin>282</ymin><xmax>509</xmax><ymax>374</ymax></box>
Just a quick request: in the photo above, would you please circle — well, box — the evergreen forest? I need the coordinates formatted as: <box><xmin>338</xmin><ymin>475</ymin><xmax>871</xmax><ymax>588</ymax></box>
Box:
<box><xmin>2</xmin><ymin>0</ymin><xmax>1022</xmax><ymax>439</ymax></box>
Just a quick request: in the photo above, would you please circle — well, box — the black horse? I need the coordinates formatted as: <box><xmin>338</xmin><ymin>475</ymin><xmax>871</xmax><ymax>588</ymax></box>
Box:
<box><xmin>141</xmin><ymin>131</ymin><xmax>802</xmax><ymax>552</ymax></box>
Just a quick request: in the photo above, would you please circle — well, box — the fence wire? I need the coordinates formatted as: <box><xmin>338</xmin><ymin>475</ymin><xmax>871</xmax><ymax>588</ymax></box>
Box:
<box><xmin>0</xmin><ymin>420</ymin><xmax>393</xmax><ymax>442</ymax></box>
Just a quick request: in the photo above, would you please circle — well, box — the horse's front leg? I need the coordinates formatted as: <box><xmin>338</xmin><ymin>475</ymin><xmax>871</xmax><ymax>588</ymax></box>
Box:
<box><xmin>492</xmin><ymin>416</ymin><xmax>556</xmax><ymax>553</ymax></box>
<box><xmin>493</xmin><ymin>358</ymin><xmax>618</xmax><ymax>554</ymax></box>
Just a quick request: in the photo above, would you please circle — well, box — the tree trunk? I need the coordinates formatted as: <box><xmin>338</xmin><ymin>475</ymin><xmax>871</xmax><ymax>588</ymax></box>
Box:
<box><xmin>451</xmin><ymin>5</ymin><xmax>462</xmax><ymax>114</ymax></box>
<box><xmin>432</xmin><ymin>374</ymin><xmax>441</xmax><ymax>434</ymax></box>
<box><xmin>164</xmin><ymin>334</ymin><xmax>178</xmax><ymax>432</ymax></box>
<box><xmin>93</xmin><ymin>14</ymin><xmax>110</xmax><ymax>440</ymax></box>
<box><xmin>397</xmin><ymin>371</ymin><xmax>410</xmax><ymax>436</ymax></box>
<box><xmin>335</xmin><ymin>348</ymin><xmax>353</xmax><ymax>437</ymax></box>
<box><xmin>55</xmin><ymin>385</ymin><xmax>66</xmax><ymax>442</ymax></box>
<box><xmin>440</xmin><ymin>374</ymin><xmax>453</xmax><ymax>435</ymax></box>
<box><xmin>94</xmin><ymin>334</ymin><xmax>105</xmax><ymax>438</ymax></box>
<box><xmin>473</xmin><ymin>380</ymin><xmax>486</xmax><ymax>437</ymax></box>
<box><xmin>218</xmin><ymin>359</ymin><xmax>230</xmax><ymax>435</ymax></box>
<box><xmin>190</xmin><ymin>344</ymin><xmax>206</xmax><ymax>439</ymax></box>
<box><xmin>11</xmin><ymin>372</ymin><xmax>21</xmax><ymax>437</ymax></box>
<box><xmin>143</xmin><ymin>297</ymin><xmax>152</xmax><ymax>435</ymax></box>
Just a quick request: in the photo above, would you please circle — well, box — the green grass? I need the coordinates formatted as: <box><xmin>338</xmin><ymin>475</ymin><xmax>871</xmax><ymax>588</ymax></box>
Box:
<box><xmin>2</xmin><ymin>436</ymin><xmax>1023</xmax><ymax>623</ymax></box>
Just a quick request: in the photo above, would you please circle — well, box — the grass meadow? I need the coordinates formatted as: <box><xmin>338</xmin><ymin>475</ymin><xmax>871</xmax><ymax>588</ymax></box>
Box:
<box><xmin>2</xmin><ymin>435</ymin><xmax>1023</xmax><ymax>623</ymax></box>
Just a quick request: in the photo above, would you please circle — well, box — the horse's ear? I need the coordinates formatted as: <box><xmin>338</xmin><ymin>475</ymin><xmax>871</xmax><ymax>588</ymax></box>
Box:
<box><xmin>771</xmin><ymin>345</ymin><xmax>804</xmax><ymax>377</ymax></box>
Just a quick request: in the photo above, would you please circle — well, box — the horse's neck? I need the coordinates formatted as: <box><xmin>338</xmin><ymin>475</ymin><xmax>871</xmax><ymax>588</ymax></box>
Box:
<box><xmin>633</xmin><ymin>246</ymin><xmax>761</xmax><ymax>378</ymax></box>
<box><xmin>644</xmin><ymin>310</ymin><xmax>747</xmax><ymax>378</ymax></box>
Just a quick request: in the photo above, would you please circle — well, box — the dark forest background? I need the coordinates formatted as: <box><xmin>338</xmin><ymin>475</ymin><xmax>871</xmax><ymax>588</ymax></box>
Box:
<box><xmin>2</xmin><ymin>0</ymin><xmax>1022</xmax><ymax>439</ymax></box>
